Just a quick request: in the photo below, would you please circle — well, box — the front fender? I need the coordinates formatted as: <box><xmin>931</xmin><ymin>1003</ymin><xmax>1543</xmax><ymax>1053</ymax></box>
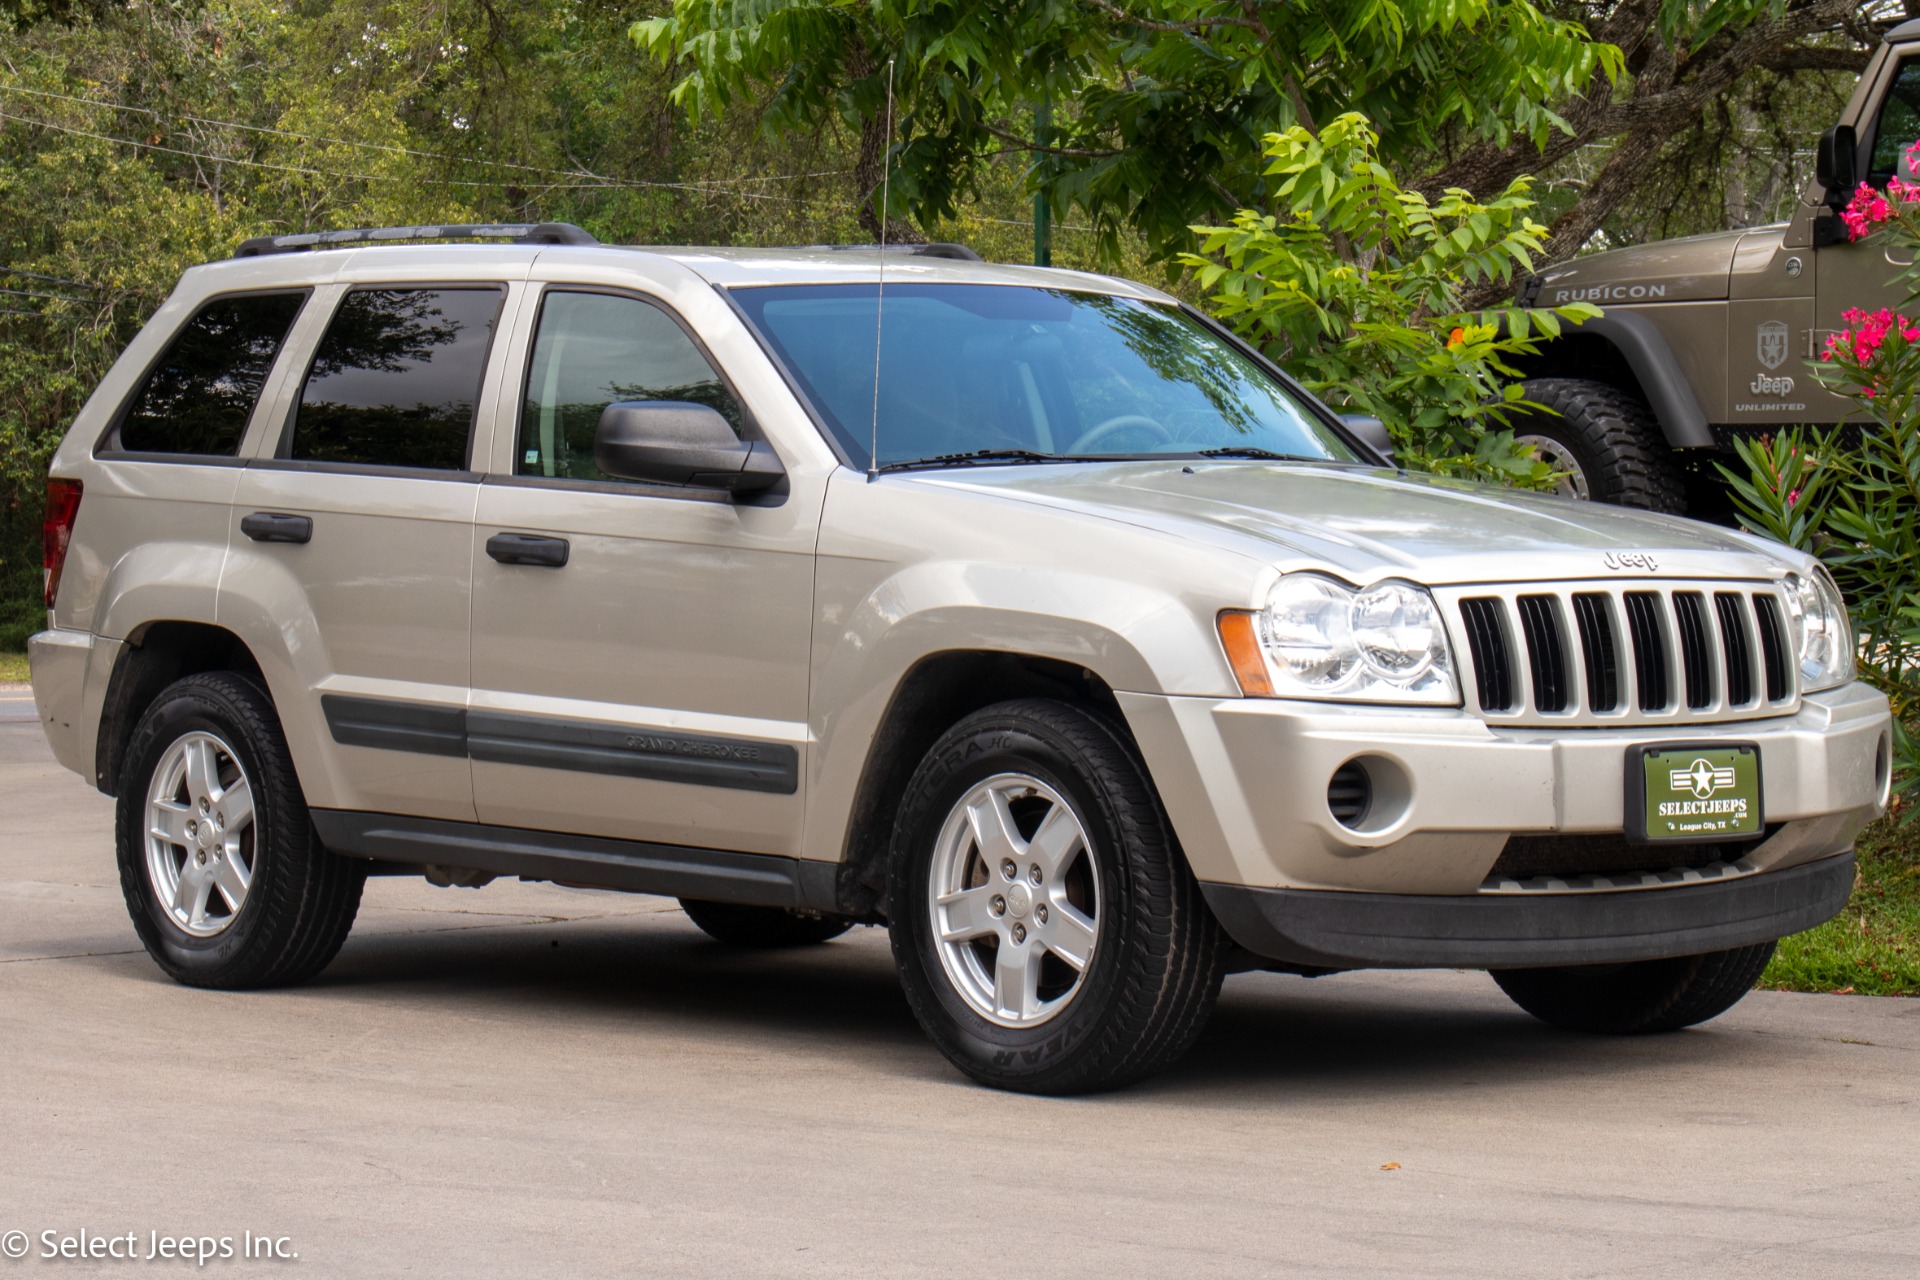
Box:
<box><xmin>800</xmin><ymin>470</ymin><xmax>1267</xmax><ymax>871</ymax></box>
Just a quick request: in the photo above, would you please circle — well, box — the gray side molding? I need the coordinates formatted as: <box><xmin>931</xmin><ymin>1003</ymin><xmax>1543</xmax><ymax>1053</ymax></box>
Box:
<box><xmin>1565</xmin><ymin>310</ymin><xmax>1715</xmax><ymax>448</ymax></box>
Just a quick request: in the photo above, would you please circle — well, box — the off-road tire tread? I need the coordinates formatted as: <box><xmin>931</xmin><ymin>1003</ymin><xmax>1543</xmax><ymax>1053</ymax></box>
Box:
<box><xmin>678</xmin><ymin>898</ymin><xmax>854</xmax><ymax>947</ymax></box>
<box><xmin>115</xmin><ymin>672</ymin><xmax>365</xmax><ymax>990</ymax></box>
<box><xmin>1493</xmin><ymin>940</ymin><xmax>1776</xmax><ymax>1034</ymax></box>
<box><xmin>890</xmin><ymin>699</ymin><xmax>1225</xmax><ymax>1094</ymax></box>
<box><xmin>1516</xmin><ymin>377</ymin><xmax>1686</xmax><ymax>513</ymax></box>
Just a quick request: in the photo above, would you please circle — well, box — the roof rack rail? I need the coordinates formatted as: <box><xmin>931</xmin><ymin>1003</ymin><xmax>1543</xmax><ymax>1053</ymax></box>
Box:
<box><xmin>800</xmin><ymin>241</ymin><xmax>984</xmax><ymax>262</ymax></box>
<box><xmin>233</xmin><ymin>222</ymin><xmax>599</xmax><ymax>258</ymax></box>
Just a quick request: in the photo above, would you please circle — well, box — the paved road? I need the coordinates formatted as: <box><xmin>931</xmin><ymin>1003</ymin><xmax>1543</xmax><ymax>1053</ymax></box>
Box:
<box><xmin>2</xmin><ymin>693</ymin><xmax>1918</xmax><ymax>1278</ymax></box>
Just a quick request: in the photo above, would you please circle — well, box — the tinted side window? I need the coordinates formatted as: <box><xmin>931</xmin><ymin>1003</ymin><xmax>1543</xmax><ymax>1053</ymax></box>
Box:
<box><xmin>114</xmin><ymin>292</ymin><xmax>305</xmax><ymax>456</ymax></box>
<box><xmin>518</xmin><ymin>290</ymin><xmax>743</xmax><ymax>481</ymax></box>
<box><xmin>1870</xmin><ymin>61</ymin><xmax>1920</xmax><ymax>184</ymax></box>
<box><xmin>290</xmin><ymin>287</ymin><xmax>503</xmax><ymax>470</ymax></box>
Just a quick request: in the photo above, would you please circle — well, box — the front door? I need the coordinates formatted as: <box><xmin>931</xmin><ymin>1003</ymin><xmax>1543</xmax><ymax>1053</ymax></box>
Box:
<box><xmin>1816</xmin><ymin>57</ymin><xmax>1920</xmax><ymax>366</ymax></box>
<box><xmin>468</xmin><ymin>283</ymin><xmax>819</xmax><ymax>856</ymax></box>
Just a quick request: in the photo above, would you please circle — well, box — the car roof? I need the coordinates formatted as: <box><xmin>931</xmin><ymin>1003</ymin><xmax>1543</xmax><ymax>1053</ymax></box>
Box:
<box><xmin>640</xmin><ymin>244</ymin><xmax>1175</xmax><ymax>302</ymax></box>
<box><xmin>175</xmin><ymin>240</ymin><xmax>1178</xmax><ymax>305</ymax></box>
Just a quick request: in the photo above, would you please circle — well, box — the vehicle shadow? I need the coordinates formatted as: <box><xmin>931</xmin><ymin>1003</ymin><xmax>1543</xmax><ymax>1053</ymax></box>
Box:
<box><xmin>1150</xmin><ymin>971</ymin><xmax>1718</xmax><ymax>1103</ymax></box>
<box><xmin>188</xmin><ymin>910</ymin><xmax>1791</xmax><ymax>1102</ymax></box>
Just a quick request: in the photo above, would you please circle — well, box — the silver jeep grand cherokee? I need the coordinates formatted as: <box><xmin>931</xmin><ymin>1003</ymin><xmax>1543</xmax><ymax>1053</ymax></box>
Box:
<box><xmin>28</xmin><ymin>223</ymin><xmax>1891</xmax><ymax>1094</ymax></box>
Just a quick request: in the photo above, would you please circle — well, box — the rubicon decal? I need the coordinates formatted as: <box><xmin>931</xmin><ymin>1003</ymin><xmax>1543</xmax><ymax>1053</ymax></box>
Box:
<box><xmin>1549</xmin><ymin>283</ymin><xmax>1670</xmax><ymax>303</ymax></box>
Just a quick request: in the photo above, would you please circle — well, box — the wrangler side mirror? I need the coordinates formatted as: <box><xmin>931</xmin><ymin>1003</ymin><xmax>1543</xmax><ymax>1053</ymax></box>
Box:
<box><xmin>593</xmin><ymin>401</ymin><xmax>785</xmax><ymax>493</ymax></box>
<box><xmin>1817</xmin><ymin>125</ymin><xmax>1859</xmax><ymax>207</ymax></box>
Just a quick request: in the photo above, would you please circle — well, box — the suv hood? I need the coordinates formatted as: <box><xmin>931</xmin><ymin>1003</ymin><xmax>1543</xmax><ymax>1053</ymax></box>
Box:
<box><xmin>1527</xmin><ymin>225</ymin><xmax>1765</xmax><ymax>306</ymax></box>
<box><xmin>915</xmin><ymin>461</ymin><xmax>1800</xmax><ymax>586</ymax></box>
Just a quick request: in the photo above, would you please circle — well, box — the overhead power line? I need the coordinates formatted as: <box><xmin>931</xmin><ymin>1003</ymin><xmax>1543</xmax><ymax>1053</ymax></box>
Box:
<box><xmin>0</xmin><ymin>265</ymin><xmax>99</xmax><ymax>289</ymax></box>
<box><xmin>0</xmin><ymin>84</ymin><xmax>850</xmax><ymax>194</ymax></box>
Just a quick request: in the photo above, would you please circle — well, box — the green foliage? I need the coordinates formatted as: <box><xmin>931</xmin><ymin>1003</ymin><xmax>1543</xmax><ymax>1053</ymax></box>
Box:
<box><xmin>636</xmin><ymin>0</ymin><xmax>1621</xmax><ymax>259</ymax></box>
<box><xmin>1177</xmin><ymin>115</ymin><xmax>1596</xmax><ymax>484</ymax></box>
<box><xmin>1762</xmin><ymin>813</ymin><xmax>1920</xmax><ymax>996</ymax></box>
<box><xmin>0</xmin><ymin>0</ymin><xmax>907</xmax><ymax>647</ymax></box>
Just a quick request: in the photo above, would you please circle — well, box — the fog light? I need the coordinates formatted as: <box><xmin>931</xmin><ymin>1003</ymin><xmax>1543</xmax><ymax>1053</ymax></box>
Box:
<box><xmin>1328</xmin><ymin>760</ymin><xmax>1372</xmax><ymax>829</ymax></box>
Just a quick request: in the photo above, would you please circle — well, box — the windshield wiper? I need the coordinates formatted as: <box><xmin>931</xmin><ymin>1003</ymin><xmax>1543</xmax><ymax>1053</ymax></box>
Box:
<box><xmin>1191</xmin><ymin>446</ymin><xmax>1318</xmax><ymax>462</ymax></box>
<box><xmin>877</xmin><ymin>449</ymin><xmax>1075</xmax><ymax>473</ymax></box>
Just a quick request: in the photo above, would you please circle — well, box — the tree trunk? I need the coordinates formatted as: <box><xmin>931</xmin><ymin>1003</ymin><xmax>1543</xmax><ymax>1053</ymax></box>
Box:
<box><xmin>848</xmin><ymin>40</ymin><xmax>923</xmax><ymax>244</ymax></box>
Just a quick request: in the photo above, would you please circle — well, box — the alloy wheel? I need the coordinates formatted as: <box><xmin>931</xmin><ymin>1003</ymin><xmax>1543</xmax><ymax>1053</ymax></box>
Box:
<box><xmin>144</xmin><ymin>731</ymin><xmax>257</xmax><ymax>938</ymax></box>
<box><xmin>927</xmin><ymin>772</ymin><xmax>1100</xmax><ymax>1027</ymax></box>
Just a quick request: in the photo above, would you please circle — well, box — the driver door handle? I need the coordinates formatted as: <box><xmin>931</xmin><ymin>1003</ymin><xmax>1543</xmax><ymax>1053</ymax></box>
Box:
<box><xmin>486</xmin><ymin>532</ymin><xmax>570</xmax><ymax>568</ymax></box>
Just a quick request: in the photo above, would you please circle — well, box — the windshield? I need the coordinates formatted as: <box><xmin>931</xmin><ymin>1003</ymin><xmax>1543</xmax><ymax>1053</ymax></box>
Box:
<box><xmin>728</xmin><ymin>283</ymin><xmax>1359</xmax><ymax>470</ymax></box>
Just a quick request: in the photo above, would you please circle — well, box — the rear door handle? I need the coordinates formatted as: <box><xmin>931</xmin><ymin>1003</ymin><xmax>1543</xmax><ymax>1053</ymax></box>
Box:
<box><xmin>486</xmin><ymin>532</ymin><xmax>570</xmax><ymax>568</ymax></box>
<box><xmin>241</xmin><ymin>512</ymin><xmax>313</xmax><ymax>544</ymax></box>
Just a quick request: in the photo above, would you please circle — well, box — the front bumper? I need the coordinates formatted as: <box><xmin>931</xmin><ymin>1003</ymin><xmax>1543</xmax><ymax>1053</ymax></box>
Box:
<box><xmin>1202</xmin><ymin>851</ymin><xmax>1854</xmax><ymax>969</ymax></box>
<box><xmin>1118</xmin><ymin>681</ymin><xmax>1891</xmax><ymax>895</ymax></box>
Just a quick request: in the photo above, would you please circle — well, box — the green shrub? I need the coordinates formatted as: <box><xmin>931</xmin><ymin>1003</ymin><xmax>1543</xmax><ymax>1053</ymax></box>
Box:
<box><xmin>1179</xmin><ymin>114</ymin><xmax>1596</xmax><ymax>485</ymax></box>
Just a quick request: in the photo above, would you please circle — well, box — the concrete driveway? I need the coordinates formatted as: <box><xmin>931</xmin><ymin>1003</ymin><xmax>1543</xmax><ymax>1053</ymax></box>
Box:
<box><xmin>2</xmin><ymin>692</ymin><xmax>1917</xmax><ymax>1278</ymax></box>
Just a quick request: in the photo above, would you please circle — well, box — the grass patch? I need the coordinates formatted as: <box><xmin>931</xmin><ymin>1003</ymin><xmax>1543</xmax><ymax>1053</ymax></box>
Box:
<box><xmin>1762</xmin><ymin>814</ymin><xmax>1920</xmax><ymax>996</ymax></box>
<box><xmin>0</xmin><ymin>650</ymin><xmax>27</xmax><ymax>683</ymax></box>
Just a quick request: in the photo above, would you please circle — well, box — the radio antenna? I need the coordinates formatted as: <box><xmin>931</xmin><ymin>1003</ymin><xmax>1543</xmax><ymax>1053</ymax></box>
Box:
<box><xmin>868</xmin><ymin>56</ymin><xmax>896</xmax><ymax>481</ymax></box>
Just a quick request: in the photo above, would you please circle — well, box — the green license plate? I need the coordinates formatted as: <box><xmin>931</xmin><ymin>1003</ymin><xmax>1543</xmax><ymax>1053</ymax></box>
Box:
<box><xmin>1627</xmin><ymin>744</ymin><xmax>1764</xmax><ymax>843</ymax></box>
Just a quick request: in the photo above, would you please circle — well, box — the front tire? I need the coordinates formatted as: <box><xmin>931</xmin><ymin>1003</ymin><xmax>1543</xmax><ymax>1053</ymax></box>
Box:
<box><xmin>888</xmin><ymin>699</ymin><xmax>1224</xmax><ymax>1094</ymax></box>
<box><xmin>1492</xmin><ymin>941</ymin><xmax>1776</xmax><ymax>1034</ymax></box>
<box><xmin>1512</xmin><ymin>378</ymin><xmax>1686</xmax><ymax>513</ymax></box>
<box><xmin>115</xmin><ymin>672</ymin><xmax>365</xmax><ymax>989</ymax></box>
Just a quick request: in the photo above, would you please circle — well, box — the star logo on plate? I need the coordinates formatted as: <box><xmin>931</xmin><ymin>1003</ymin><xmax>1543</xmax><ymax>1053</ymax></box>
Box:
<box><xmin>1671</xmin><ymin>757</ymin><xmax>1737</xmax><ymax>800</ymax></box>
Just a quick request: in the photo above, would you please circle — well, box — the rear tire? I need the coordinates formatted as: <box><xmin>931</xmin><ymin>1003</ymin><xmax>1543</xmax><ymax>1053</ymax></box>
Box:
<box><xmin>1512</xmin><ymin>378</ymin><xmax>1686</xmax><ymax>513</ymax></box>
<box><xmin>887</xmin><ymin>699</ymin><xmax>1225</xmax><ymax>1094</ymax></box>
<box><xmin>115</xmin><ymin>672</ymin><xmax>365</xmax><ymax>989</ymax></box>
<box><xmin>678</xmin><ymin>899</ymin><xmax>853</xmax><ymax>947</ymax></box>
<box><xmin>1492</xmin><ymin>941</ymin><xmax>1776</xmax><ymax>1034</ymax></box>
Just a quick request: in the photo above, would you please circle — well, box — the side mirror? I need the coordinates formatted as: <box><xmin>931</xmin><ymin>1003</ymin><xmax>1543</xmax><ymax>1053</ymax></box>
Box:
<box><xmin>593</xmin><ymin>401</ymin><xmax>784</xmax><ymax>493</ymax></box>
<box><xmin>1817</xmin><ymin>125</ymin><xmax>1859</xmax><ymax>207</ymax></box>
<box><xmin>1339</xmin><ymin>413</ymin><xmax>1395</xmax><ymax>462</ymax></box>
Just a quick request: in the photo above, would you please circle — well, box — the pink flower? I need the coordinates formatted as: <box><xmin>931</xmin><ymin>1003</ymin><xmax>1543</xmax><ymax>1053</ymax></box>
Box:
<box><xmin>1787</xmin><ymin>489</ymin><xmax>1800</xmax><ymax>507</ymax></box>
<box><xmin>1842</xmin><ymin>182</ymin><xmax>1897</xmax><ymax>241</ymax></box>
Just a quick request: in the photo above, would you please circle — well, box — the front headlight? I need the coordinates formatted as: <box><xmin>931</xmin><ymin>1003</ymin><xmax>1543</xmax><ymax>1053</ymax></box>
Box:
<box><xmin>1783</xmin><ymin>567</ymin><xmax>1856</xmax><ymax>693</ymax></box>
<box><xmin>1219</xmin><ymin>574</ymin><xmax>1460</xmax><ymax>704</ymax></box>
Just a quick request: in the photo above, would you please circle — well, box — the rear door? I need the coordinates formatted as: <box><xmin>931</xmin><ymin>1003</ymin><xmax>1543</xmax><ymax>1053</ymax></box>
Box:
<box><xmin>225</xmin><ymin>277</ymin><xmax>518</xmax><ymax>822</ymax></box>
<box><xmin>467</xmin><ymin>275</ymin><xmax>820</xmax><ymax>856</ymax></box>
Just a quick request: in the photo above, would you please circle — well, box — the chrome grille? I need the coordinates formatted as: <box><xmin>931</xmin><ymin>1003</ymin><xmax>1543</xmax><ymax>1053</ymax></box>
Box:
<box><xmin>1438</xmin><ymin>581</ymin><xmax>1798</xmax><ymax>726</ymax></box>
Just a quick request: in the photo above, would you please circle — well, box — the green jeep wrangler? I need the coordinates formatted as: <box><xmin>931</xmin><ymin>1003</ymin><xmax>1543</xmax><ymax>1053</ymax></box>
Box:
<box><xmin>1509</xmin><ymin>18</ymin><xmax>1920</xmax><ymax>513</ymax></box>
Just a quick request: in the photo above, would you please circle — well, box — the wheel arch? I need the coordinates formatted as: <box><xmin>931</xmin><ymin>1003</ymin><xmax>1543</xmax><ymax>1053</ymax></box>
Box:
<box><xmin>831</xmin><ymin>650</ymin><xmax>1129</xmax><ymax>919</ymax></box>
<box><xmin>95</xmin><ymin>620</ymin><xmax>266</xmax><ymax>797</ymax></box>
<box><xmin>1509</xmin><ymin>311</ymin><xmax>1714</xmax><ymax>448</ymax></box>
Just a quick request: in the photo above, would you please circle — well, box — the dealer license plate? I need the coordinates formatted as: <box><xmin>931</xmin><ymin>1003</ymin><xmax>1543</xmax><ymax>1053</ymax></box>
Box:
<box><xmin>1627</xmin><ymin>744</ymin><xmax>1763</xmax><ymax>843</ymax></box>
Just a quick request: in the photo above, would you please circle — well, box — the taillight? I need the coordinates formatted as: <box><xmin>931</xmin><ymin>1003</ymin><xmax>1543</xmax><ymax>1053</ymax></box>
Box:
<box><xmin>43</xmin><ymin>478</ymin><xmax>83</xmax><ymax>609</ymax></box>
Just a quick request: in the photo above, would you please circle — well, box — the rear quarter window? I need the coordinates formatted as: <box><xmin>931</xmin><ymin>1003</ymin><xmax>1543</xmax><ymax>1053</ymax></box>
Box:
<box><xmin>106</xmin><ymin>291</ymin><xmax>307</xmax><ymax>457</ymax></box>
